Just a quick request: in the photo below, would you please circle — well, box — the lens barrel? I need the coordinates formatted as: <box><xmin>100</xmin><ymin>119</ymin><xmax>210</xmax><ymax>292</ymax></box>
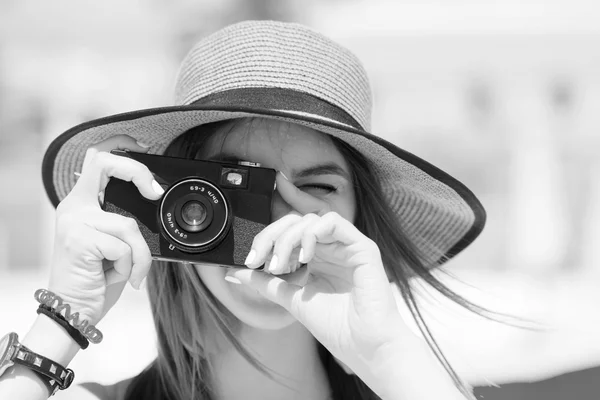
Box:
<box><xmin>159</xmin><ymin>179</ymin><xmax>230</xmax><ymax>251</ymax></box>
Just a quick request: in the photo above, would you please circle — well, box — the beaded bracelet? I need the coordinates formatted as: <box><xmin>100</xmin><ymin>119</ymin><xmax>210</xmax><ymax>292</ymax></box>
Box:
<box><xmin>37</xmin><ymin>305</ymin><xmax>89</xmax><ymax>349</ymax></box>
<box><xmin>34</xmin><ymin>289</ymin><xmax>103</xmax><ymax>344</ymax></box>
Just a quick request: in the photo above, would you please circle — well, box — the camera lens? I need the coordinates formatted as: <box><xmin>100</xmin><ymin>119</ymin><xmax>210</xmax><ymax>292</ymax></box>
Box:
<box><xmin>160</xmin><ymin>178</ymin><xmax>230</xmax><ymax>252</ymax></box>
<box><xmin>181</xmin><ymin>201</ymin><xmax>207</xmax><ymax>227</ymax></box>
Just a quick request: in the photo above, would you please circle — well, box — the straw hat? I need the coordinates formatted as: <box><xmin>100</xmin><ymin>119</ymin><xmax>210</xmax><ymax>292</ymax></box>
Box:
<box><xmin>41</xmin><ymin>20</ymin><xmax>486</xmax><ymax>267</ymax></box>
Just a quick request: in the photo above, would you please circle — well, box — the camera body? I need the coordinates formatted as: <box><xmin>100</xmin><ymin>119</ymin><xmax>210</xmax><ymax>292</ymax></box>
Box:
<box><xmin>103</xmin><ymin>150</ymin><xmax>275</xmax><ymax>267</ymax></box>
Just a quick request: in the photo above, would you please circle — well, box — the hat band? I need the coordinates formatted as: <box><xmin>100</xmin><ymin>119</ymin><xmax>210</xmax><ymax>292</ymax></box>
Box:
<box><xmin>190</xmin><ymin>87</ymin><xmax>364</xmax><ymax>131</ymax></box>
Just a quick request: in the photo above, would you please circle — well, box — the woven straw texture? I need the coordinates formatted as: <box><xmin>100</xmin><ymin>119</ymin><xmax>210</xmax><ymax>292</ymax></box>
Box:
<box><xmin>175</xmin><ymin>20</ymin><xmax>372</xmax><ymax>130</ymax></box>
<box><xmin>46</xmin><ymin>20</ymin><xmax>483</xmax><ymax>268</ymax></box>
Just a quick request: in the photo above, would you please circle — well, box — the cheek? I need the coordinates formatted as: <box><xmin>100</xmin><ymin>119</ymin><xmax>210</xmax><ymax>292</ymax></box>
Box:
<box><xmin>328</xmin><ymin>188</ymin><xmax>357</xmax><ymax>224</ymax></box>
<box><xmin>345</xmin><ymin>190</ymin><xmax>357</xmax><ymax>223</ymax></box>
<box><xmin>195</xmin><ymin>265</ymin><xmax>228</xmax><ymax>300</ymax></box>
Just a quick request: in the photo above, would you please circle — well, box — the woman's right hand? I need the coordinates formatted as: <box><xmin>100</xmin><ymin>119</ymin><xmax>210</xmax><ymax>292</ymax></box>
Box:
<box><xmin>47</xmin><ymin>135</ymin><xmax>164</xmax><ymax>326</ymax></box>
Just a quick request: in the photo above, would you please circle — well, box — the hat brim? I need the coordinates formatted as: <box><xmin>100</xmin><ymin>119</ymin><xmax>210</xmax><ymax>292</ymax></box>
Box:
<box><xmin>42</xmin><ymin>104</ymin><xmax>486</xmax><ymax>267</ymax></box>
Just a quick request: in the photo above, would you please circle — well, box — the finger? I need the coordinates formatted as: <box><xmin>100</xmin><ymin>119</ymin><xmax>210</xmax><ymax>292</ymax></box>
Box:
<box><xmin>87</xmin><ymin>212</ymin><xmax>152</xmax><ymax>289</ymax></box>
<box><xmin>275</xmin><ymin>172</ymin><xmax>330</xmax><ymax>216</ymax></box>
<box><xmin>269</xmin><ymin>213</ymin><xmax>319</xmax><ymax>274</ymax></box>
<box><xmin>105</xmin><ymin>266</ymin><xmax>129</xmax><ymax>286</ymax></box>
<box><xmin>82</xmin><ymin>135</ymin><xmax>151</xmax><ymax>174</ymax></box>
<box><xmin>246</xmin><ymin>212</ymin><xmax>302</xmax><ymax>269</ymax></box>
<box><xmin>226</xmin><ymin>268</ymin><xmax>301</xmax><ymax>312</ymax></box>
<box><xmin>91</xmin><ymin>229</ymin><xmax>133</xmax><ymax>284</ymax></box>
<box><xmin>74</xmin><ymin>151</ymin><xmax>164</xmax><ymax>205</ymax></box>
<box><xmin>304</xmin><ymin>213</ymin><xmax>390</xmax><ymax>300</ymax></box>
<box><xmin>301</xmin><ymin>211</ymin><xmax>364</xmax><ymax>264</ymax></box>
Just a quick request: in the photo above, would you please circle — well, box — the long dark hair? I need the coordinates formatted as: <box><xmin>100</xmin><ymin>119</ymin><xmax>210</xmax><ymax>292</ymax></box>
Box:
<box><xmin>125</xmin><ymin>118</ymin><xmax>488</xmax><ymax>400</ymax></box>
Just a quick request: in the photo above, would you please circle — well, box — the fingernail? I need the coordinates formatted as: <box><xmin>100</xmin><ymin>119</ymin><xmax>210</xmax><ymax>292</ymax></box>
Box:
<box><xmin>244</xmin><ymin>250</ymin><xmax>256</xmax><ymax>266</ymax></box>
<box><xmin>136</xmin><ymin>140</ymin><xmax>151</xmax><ymax>148</ymax></box>
<box><xmin>224</xmin><ymin>275</ymin><xmax>242</xmax><ymax>285</ymax></box>
<box><xmin>268</xmin><ymin>254</ymin><xmax>279</xmax><ymax>272</ymax></box>
<box><xmin>152</xmin><ymin>180</ymin><xmax>165</xmax><ymax>196</ymax></box>
<box><xmin>279</xmin><ymin>171</ymin><xmax>289</xmax><ymax>180</ymax></box>
<box><xmin>138</xmin><ymin>277</ymin><xmax>147</xmax><ymax>290</ymax></box>
<box><xmin>298</xmin><ymin>248</ymin><xmax>305</xmax><ymax>264</ymax></box>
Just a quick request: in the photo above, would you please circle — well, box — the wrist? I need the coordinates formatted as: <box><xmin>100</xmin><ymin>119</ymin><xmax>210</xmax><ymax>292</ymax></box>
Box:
<box><xmin>45</xmin><ymin>285</ymin><xmax>103</xmax><ymax>326</ymax></box>
<box><xmin>21</xmin><ymin>314</ymin><xmax>82</xmax><ymax>367</ymax></box>
<box><xmin>35</xmin><ymin>289</ymin><xmax>104</xmax><ymax>344</ymax></box>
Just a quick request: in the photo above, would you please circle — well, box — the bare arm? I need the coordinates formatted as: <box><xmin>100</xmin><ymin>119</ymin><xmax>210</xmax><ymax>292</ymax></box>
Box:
<box><xmin>0</xmin><ymin>136</ymin><xmax>158</xmax><ymax>398</ymax></box>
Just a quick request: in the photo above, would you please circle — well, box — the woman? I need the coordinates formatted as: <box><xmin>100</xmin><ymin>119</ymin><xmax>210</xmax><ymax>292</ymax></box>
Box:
<box><xmin>0</xmin><ymin>21</ymin><xmax>488</xmax><ymax>399</ymax></box>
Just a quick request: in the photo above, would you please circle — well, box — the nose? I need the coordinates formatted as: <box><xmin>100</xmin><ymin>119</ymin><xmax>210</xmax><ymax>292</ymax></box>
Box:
<box><xmin>270</xmin><ymin>191</ymin><xmax>294</xmax><ymax>223</ymax></box>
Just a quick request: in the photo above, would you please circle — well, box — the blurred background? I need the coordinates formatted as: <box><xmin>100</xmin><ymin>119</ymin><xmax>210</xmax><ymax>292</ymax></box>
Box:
<box><xmin>1</xmin><ymin>0</ymin><xmax>599</xmax><ymax>399</ymax></box>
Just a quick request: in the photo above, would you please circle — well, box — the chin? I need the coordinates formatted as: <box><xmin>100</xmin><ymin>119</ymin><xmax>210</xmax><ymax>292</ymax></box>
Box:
<box><xmin>195</xmin><ymin>263</ymin><xmax>300</xmax><ymax>331</ymax></box>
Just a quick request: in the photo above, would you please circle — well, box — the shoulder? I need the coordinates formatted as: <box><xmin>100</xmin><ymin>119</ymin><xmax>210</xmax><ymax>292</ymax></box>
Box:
<box><xmin>76</xmin><ymin>377</ymin><xmax>135</xmax><ymax>400</ymax></box>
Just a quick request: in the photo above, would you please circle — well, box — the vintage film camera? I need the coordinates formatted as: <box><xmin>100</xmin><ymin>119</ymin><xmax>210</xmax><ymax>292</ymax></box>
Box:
<box><xmin>103</xmin><ymin>150</ymin><xmax>276</xmax><ymax>267</ymax></box>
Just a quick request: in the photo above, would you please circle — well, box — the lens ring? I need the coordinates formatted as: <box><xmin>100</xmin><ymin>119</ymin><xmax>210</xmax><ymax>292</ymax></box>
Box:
<box><xmin>159</xmin><ymin>179</ymin><xmax>230</xmax><ymax>249</ymax></box>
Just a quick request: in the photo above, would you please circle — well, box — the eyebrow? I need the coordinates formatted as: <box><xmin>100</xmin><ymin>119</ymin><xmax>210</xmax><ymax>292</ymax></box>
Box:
<box><xmin>207</xmin><ymin>152</ymin><xmax>350</xmax><ymax>180</ymax></box>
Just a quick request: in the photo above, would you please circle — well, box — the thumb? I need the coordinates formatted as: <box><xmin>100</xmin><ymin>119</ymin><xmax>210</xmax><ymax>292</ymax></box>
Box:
<box><xmin>226</xmin><ymin>268</ymin><xmax>301</xmax><ymax>312</ymax></box>
<box><xmin>275</xmin><ymin>172</ymin><xmax>330</xmax><ymax>216</ymax></box>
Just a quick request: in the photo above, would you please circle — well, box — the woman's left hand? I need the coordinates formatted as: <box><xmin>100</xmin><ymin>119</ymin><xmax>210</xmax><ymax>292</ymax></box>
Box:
<box><xmin>225</xmin><ymin>172</ymin><xmax>409</xmax><ymax>375</ymax></box>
